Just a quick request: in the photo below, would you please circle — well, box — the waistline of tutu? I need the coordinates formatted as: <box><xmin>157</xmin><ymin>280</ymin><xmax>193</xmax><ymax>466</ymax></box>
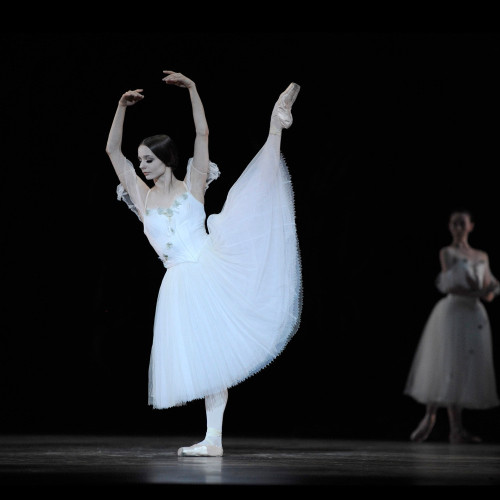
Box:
<box><xmin>447</xmin><ymin>293</ymin><xmax>479</xmax><ymax>303</ymax></box>
<box><xmin>161</xmin><ymin>236</ymin><xmax>210</xmax><ymax>269</ymax></box>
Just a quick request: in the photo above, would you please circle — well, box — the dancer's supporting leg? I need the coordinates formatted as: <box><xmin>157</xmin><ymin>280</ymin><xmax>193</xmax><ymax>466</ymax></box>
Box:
<box><xmin>448</xmin><ymin>405</ymin><xmax>482</xmax><ymax>443</ymax></box>
<box><xmin>178</xmin><ymin>389</ymin><xmax>228</xmax><ymax>457</ymax></box>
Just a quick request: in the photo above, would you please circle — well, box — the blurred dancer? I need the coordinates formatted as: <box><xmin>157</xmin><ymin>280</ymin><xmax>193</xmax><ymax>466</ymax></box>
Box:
<box><xmin>405</xmin><ymin>209</ymin><xmax>499</xmax><ymax>443</ymax></box>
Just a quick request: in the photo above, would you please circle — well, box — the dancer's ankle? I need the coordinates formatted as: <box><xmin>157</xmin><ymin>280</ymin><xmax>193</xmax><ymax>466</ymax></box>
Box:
<box><xmin>204</xmin><ymin>427</ymin><xmax>222</xmax><ymax>447</ymax></box>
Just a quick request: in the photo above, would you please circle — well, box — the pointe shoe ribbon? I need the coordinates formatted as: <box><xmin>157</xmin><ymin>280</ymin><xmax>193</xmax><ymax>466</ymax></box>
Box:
<box><xmin>177</xmin><ymin>444</ymin><xmax>223</xmax><ymax>457</ymax></box>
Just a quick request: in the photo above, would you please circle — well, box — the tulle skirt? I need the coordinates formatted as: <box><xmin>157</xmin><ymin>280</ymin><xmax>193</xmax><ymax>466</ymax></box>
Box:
<box><xmin>404</xmin><ymin>294</ymin><xmax>499</xmax><ymax>409</ymax></box>
<box><xmin>148</xmin><ymin>136</ymin><xmax>302</xmax><ymax>409</ymax></box>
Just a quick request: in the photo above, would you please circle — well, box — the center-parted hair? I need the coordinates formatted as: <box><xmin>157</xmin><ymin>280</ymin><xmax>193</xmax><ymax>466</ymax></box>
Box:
<box><xmin>140</xmin><ymin>134</ymin><xmax>179</xmax><ymax>172</ymax></box>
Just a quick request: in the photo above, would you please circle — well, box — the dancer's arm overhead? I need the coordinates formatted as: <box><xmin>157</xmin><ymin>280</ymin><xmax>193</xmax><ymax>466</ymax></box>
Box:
<box><xmin>162</xmin><ymin>71</ymin><xmax>209</xmax><ymax>204</ymax></box>
<box><xmin>106</xmin><ymin>88</ymin><xmax>150</xmax><ymax>210</ymax></box>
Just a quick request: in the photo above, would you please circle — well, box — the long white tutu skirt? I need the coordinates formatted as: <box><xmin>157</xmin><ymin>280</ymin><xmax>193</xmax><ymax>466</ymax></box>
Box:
<box><xmin>404</xmin><ymin>294</ymin><xmax>499</xmax><ymax>409</ymax></box>
<box><xmin>148</xmin><ymin>136</ymin><xmax>302</xmax><ymax>409</ymax></box>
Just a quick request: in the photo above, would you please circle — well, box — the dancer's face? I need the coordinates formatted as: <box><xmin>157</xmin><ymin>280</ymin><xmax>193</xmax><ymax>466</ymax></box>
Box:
<box><xmin>449</xmin><ymin>212</ymin><xmax>474</xmax><ymax>239</ymax></box>
<box><xmin>138</xmin><ymin>145</ymin><xmax>167</xmax><ymax>181</ymax></box>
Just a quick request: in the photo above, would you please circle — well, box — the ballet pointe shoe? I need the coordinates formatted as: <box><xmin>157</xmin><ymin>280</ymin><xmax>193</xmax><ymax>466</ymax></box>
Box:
<box><xmin>410</xmin><ymin>415</ymin><xmax>436</xmax><ymax>443</ymax></box>
<box><xmin>275</xmin><ymin>82</ymin><xmax>301</xmax><ymax>129</ymax></box>
<box><xmin>449</xmin><ymin>430</ymin><xmax>482</xmax><ymax>444</ymax></box>
<box><xmin>270</xmin><ymin>82</ymin><xmax>301</xmax><ymax>135</ymax></box>
<box><xmin>177</xmin><ymin>443</ymin><xmax>224</xmax><ymax>457</ymax></box>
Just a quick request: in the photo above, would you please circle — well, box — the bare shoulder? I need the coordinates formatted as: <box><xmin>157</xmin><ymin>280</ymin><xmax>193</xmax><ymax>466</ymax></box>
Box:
<box><xmin>439</xmin><ymin>246</ymin><xmax>453</xmax><ymax>258</ymax></box>
<box><xmin>476</xmin><ymin>249</ymin><xmax>490</xmax><ymax>261</ymax></box>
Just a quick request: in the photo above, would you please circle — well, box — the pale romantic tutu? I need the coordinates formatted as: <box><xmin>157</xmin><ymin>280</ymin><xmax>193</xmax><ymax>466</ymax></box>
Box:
<box><xmin>117</xmin><ymin>135</ymin><xmax>302</xmax><ymax>409</ymax></box>
<box><xmin>404</xmin><ymin>252</ymin><xmax>499</xmax><ymax>409</ymax></box>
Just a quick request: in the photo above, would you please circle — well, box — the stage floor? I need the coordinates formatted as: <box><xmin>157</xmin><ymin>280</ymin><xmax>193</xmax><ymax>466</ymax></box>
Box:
<box><xmin>1</xmin><ymin>434</ymin><xmax>499</xmax><ymax>489</ymax></box>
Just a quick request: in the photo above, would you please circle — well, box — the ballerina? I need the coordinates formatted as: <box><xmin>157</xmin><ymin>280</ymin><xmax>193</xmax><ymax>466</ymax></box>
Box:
<box><xmin>106</xmin><ymin>71</ymin><xmax>302</xmax><ymax>456</ymax></box>
<box><xmin>404</xmin><ymin>209</ymin><xmax>499</xmax><ymax>443</ymax></box>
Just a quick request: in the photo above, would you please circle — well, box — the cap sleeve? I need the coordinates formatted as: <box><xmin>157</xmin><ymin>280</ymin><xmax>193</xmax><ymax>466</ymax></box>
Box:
<box><xmin>185</xmin><ymin>157</ymin><xmax>220</xmax><ymax>193</ymax></box>
<box><xmin>116</xmin><ymin>158</ymin><xmax>146</xmax><ymax>222</ymax></box>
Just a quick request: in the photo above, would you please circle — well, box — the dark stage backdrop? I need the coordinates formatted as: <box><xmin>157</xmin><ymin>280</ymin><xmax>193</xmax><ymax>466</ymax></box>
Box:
<box><xmin>2</xmin><ymin>32</ymin><xmax>500</xmax><ymax>442</ymax></box>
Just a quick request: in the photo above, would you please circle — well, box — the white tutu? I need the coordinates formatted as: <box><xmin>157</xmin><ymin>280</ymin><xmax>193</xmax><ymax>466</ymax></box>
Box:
<box><xmin>118</xmin><ymin>134</ymin><xmax>302</xmax><ymax>409</ymax></box>
<box><xmin>404</xmin><ymin>255</ymin><xmax>499</xmax><ymax>409</ymax></box>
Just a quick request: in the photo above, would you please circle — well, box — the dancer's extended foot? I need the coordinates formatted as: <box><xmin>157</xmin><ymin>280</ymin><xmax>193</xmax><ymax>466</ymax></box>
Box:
<box><xmin>410</xmin><ymin>414</ymin><xmax>436</xmax><ymax>442</ymax></box>
<box><xmin>449</xmin><ymin>429</ymin><xmax>482</xmax><ymax>444</ymax></box>
<box><xmin>270</xmin><ymin>82</ymin><xmax>301</xmax><ymax>135</ymax></box>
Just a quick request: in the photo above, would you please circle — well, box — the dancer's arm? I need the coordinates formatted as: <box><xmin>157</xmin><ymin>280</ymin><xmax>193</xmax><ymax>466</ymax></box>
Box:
<box><xmin>106</xmin><ymin>89</ymin><xmax>149</xmax><ymax>201</ymax></box>
<box><xmin>480</xmin><ymin>253</ymin><xmax>499</xmax><ymax>302</ymax></box>
<box><xmin>162</xmin><ymin>71</ymin><xmax>209</xmax><ymax>203</ymax></box>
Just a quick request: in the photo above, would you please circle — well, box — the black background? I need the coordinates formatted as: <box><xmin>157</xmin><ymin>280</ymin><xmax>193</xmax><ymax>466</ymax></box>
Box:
<box><xmin>2</xmin><ymin>31</ymin><xmax>500</xmax><ymax>442</ymax></box>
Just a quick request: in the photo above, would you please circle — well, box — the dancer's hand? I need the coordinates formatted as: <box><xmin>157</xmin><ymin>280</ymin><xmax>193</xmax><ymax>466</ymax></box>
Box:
<box><xmin>119</xmin><ymin>89</ymin><xmax>144</xmax><ymax>107</ymax></box>
<box><xmin>162</xmin><ymin>70</ymin><xmax>194</xmax><ymax>89</ymax></box>
<box><xmin>480</xmin><ymin>281</ymin><xmax>499</xmax><ymax>302</ymax></box>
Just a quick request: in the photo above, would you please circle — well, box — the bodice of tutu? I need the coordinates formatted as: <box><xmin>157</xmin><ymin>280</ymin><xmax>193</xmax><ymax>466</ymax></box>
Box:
<box><xmin>436</xmin><ymin>252</ymin><xmax>487</xmax><ymax>295</ymax></box>
<box><xmin>143</xmin><ymin>191</ymin><xmax>209</xmax><ymax>269</ymax></box>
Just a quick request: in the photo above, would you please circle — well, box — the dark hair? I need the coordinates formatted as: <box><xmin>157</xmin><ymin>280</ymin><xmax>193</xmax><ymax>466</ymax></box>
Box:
<box><xmin>449</xmin><ymin>208</ymin><xmax>474</xmax><ymax>223</ymax></box>
<box><xmin>140</xmin><ymin>134</ymin><xmax>179</xmax><ymax>172</ymax></box>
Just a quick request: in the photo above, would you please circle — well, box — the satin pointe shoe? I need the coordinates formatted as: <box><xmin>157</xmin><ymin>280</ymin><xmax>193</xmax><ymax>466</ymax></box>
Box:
<box><xmin>270</xmin><ymin>82</ymin><xmax>301</xmax><ymax>134</ymax></box>
<box><xmin>410</xmin><ymin>427</ymin><xmax>431</xmax><ymax>443</ymax></box>
<box><xmin>177</xmin><ymin>443</ymin><xmax>224</xmax><ymax>457</ymax></box>
<box><xmin>449</xmin><ymin>430</ymin><xmax>482</xmax><ymax>444</ymax></box>
<box><xmin>409</xmin><ymin>415</ymin><xmax>435</xmax><ymax>442</ymax></box>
